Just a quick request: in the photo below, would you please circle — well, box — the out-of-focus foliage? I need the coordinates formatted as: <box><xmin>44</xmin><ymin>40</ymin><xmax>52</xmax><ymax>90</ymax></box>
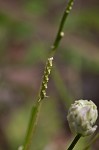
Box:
<box><xmin>0</xmin><ymin>0</ymin><xmax>99</xmax><ymax>149</ymax></box>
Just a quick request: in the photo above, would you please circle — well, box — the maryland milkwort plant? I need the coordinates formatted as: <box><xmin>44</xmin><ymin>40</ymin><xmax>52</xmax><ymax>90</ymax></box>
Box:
<box><xmin>18</xmin><ymin>0</ymin><xmax>99</xmax><ymax>150</ymax></box>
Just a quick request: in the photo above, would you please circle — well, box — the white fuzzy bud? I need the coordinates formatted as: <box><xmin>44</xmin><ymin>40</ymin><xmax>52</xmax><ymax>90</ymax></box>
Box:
<box><xmin>67</xmin><ymin>100</ymin><xmax>98</xmax><ymax>136</ymax></box>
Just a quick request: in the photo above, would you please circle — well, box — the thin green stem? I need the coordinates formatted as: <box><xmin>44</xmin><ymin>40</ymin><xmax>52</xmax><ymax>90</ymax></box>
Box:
<box><xmin>22</xmin><ymin>0</ymin><xmax>75</xmax><ymax>150</ymax></box>
<box><xmin>67</xmin><ymin>134</ymin><xmax>82</xmax><ymax>150</ymax></box>
<box><xmin>83</xmin><ymin>132</ymin><xmax>99</xmax><ymax>150</ymax></box>
<box><xmin>52</xmin><ymin>65</ymin><xmax>73</xmax><ymax>108</ymax></box>
<box><xmin>23</xmin><ymin>102</ymin><xmax>41</xmax><ymax>150</ymax></box>
<box><xmin>50</xmin><ymin>0</ymin><xmax>74</xmax><ymax>56</ymax></box>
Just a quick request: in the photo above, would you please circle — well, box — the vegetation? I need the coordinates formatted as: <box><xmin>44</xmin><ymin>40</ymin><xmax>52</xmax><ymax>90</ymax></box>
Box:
<box><xmin>0</xmin><ymin>0</ymin><xmax>99</xmax><ymax>150</ymax></box>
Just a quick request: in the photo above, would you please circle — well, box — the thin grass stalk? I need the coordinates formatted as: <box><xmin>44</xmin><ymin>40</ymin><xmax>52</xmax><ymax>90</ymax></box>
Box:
<box><xmin>52</xmin><ymin>65</ymin><xmax>73</xmax><ymax>108</ymax></box>
<box><xmin>83</xmin><ymin>132</ymin><xmax>99</xmax><ymax>150</ymax></box>
<box><xmin>67</xmin><ymin>134</ymin><xmax>81</xmax><ymax>150</ymax></box>
<box><xmin>22</xmin><ymin>0</ymin><xmax>75</xmax><ymax>150</ymax></box>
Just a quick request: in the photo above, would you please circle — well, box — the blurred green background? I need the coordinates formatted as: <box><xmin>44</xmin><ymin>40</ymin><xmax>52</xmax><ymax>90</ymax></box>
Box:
<box><xmin>0</xmin><ymin>0</ymin><xmax>99</xmax><ymax>149</ymax></box>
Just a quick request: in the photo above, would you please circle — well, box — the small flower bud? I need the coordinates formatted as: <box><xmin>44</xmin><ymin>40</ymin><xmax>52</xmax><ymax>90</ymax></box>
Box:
<box><xmin>67</xmin><ymin>100</ymin><xmax>98</xmax><ymax>136</ymax></box>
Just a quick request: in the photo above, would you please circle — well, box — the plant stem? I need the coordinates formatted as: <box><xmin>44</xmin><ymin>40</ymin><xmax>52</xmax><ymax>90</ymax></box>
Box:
<box><xmin>67</xmin><ymin>134</ymin><xmax>81</xmax><ymax>150</ymax></box>
<box><xmin>23</xmin><ymin>102</ymin><xmax>41</xmax><ymax>150</ymax></box>
<box><xmin>83</xmin><ymin>132</ymin><xmax>99</xmax><ymax>150</ymax></box>
<box><xmin>50</xmin><ymin>0</ymin><xmax>75</xmax><ymax>56</ymax></box>
<box><xmin>52</xmin><ymin>65</ymin><xmax>73</xmax><ymax>108</ymax></box>
<box><xmin>22</xmin><ymin>0</ymin><xmax>75</xmax><ymax>150</ymax></box>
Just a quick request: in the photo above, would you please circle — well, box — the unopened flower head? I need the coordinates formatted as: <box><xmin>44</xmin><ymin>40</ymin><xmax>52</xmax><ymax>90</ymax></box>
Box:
<box><xmin>67</xmin><ymin>100</ymin><xmax>98</xmax><ymax>136</ymax></box>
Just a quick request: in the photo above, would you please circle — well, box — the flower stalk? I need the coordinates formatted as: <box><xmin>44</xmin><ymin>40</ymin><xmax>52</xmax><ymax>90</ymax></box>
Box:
<box><xmin>83</xmin><ymin>132</ymin><xmax>99</xmax><ymax>150</ymax></box>
<box><xmin>67</xmin><ymin>134</ymin><xmax>81</xmax><ymax>150</ymax></box>
<box><xmin>22</xmin><ymin>0</ymin><xmax>75</xmax><ymax>150</ymax></box>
